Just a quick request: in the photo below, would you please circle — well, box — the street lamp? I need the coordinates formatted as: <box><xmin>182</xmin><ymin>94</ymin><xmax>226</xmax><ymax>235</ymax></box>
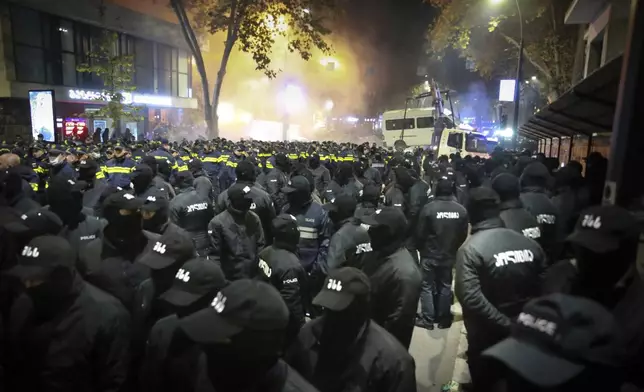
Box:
<box><xmin>531</xmin><ymin>75</ymin><xmax>538</xmax><ymax>81</ymax></box>
<box><xmin>491</xmin><ymin>0</ymin><xmax>523</xmax><ymax>150</ymax></box>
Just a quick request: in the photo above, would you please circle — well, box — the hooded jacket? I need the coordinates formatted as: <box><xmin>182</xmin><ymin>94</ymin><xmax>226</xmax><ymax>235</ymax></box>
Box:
<box><xmin>416</xmin><ymin>196</ymin><xmax>469</xmax><ymax>265</ymax></box>
<box><xmin>3</xmin><ymin>170</ymin><xmax>41</xmax><ymax>214</ymax></box>
<box><xmin>455</xmin><ymin>217</ymin><xmax>546</xmax><ymax>348</ymax></box>
<box><xmin>498</xmin><ymin>199</ymin><xmax>542</xmax><ymax>242</ymax></box>
<box><xmin>215</xmin><ymin>182</ymin><xmax>276</xmax><ymax>245</ymax></box>
<box><xmin>170</xmin><ymin>186</ymin><xmax>214</xmax><ymax>254</ymax></box>
<box><xmin>208</xmin><ymin>207</ymin><xmax>265</xmax><ymax>280</ymax></box>
<box><xmin>78</xmin><ymin>234</ymin><xmax>151</xmax><ymax>309</ymax></box>
<box><xmin>133</xmin><ymin>165</ymin><xmax>168</xmax><ymax>200</ymax></box>
<box><xmin>520</xmin><ymin>163</ymin><xmax>560</xmax><ymax>263</ymax></box>
<box><xmin>257</xmin><ymin>242</ymin><xmax>308</xmax><ymax>344</ymax></box>
<box><xmin>326</xmin><ymin>217</ymin><xmax>372</xmax><ymax>272</ymax></box>
<box><xmin>364</xmin><ymin>247</ymin><xmax>421</xmax><ymax>349</ymax></box>
<box><xmin>287</xmin><ymin>318</ymin><xmax>417</xmax><ymax>392</ymax></box>
<box><xmin>6</xmin><ymin>275</ymin><xmax>131</xmax><ymax>392</ymax></box>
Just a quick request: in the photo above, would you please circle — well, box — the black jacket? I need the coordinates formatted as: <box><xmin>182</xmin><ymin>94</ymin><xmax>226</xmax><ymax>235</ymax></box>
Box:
<box><xmin>287</xmin><ymin>317</ymin><xmax>416</xmax><ymax>392</ymax></box>
<box><xmin>309</xmin><ymin>165</ymin><xmax>331</xmax><ymax>196</ymax></box>
<box><xmin>384</xmin><ymin>185</ymin><xmax>406</xmax><ymax>210</ymax></box>
<box><xmin>416</xmin><ymin>196</ymin><xmax>469</xmax><ymax>265</ymax></box>
<box><xmin>6</xmin><ymin>276</ymin><xmax>131</xmax><ymax>392</ymax></box>
<box><xmin>363</xmin><ymin>166</ymin><xmax>383</xmax><ymax>188</ymax></box>
<box><xmin>265</xmin><ymin>168</ymin><xmax>290</xmax><ymax>213</ymax></box>
<box><xmin>208</xmin><ymin>207</ymin><xmax>265</xmax><ymax>281</ymax></box>
<box><xmin>140</xmin><ymin>314</ymin><xmax>205</xmax><ymax>392</ymax></box>
<box><xmin>257</xmin><ymin>244</ymin><xmax>308</xmax><ymax>343</ymax></box>
<box><xmin>170</xmin><ymin>187</ymin><xmax>214</xmax><ymax>254</ymax></box>
<box><xmin>82</xmin><ymin>180</ymin><xmax>109</xmax><ymax>214</ymax></box>
<box><xmin>520</xmin><ymin>187</ymin><xmax>560</xmax><ymax>263</ymax></box>
<box><xmin>498</xmin><ymin>199</ymin><xmax>542</xmax><ymax>242</ymax></box>
<box><xmin>455</xmin><ymin>217</ymin><xmax>546</xmax><ymax>347</ymax></box>
<box><xmin>78</xmin><ymin>235</ymin><xmax>151</xmax><ymax>309</ymax></box>
<box><xmin>363</xmin><ymin>247</ymin><xmax>421</xmax><ymax>349</ymax></box>
<box><xmin>326</xmin><ymin>218</ymin><xmax>372</xmax><ymax>271</ymax></box>
<box><xmin>215</xmin><ymin>182</ymin><xmax>276</xmax><ymax>245</ymax></box>
<box><xmin>323</xmin><ymin>179</ymin><xmax>363</xmax><ymax>203</ymax></box>
<box><xmin>59</xmin><ymin>214</ymin><xmax>107</xmax><ymax>258</ymax></box>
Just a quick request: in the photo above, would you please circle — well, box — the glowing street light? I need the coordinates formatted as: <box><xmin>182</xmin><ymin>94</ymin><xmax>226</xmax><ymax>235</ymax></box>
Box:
<box><xmin>303</xmin><ymin>8</ymin><xmax>310</xmax><ymax>14</ymax></box>
<box><xmin>531</xmin><ymin>75</ymin><xmax>538</xmax><ymax>81</ymax></box>
<box><xmin>320</xmin><ymin>57</ymin><xmax>339</xmax><ymax>71</ymax></box>
<box><xmin>324</xmin><ymin>99</ymin><xmax>334</xmax><ymax>111</ymax></box>
<box><xmin>490</xmin><ymin>0</ymin><xmax>504</xmax><ymax>4</ymax></box>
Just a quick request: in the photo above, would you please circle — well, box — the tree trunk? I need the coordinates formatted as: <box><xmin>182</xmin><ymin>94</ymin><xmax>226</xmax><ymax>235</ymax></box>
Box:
<box><xmin>170</xmin><ymin>0</ymin><xmax>215</xmax><ymax>137</ymax></box>
<box><xmin>211</xmin><ymin>40</ymin><xmax>235</xmax><ymax>138</ymax></box>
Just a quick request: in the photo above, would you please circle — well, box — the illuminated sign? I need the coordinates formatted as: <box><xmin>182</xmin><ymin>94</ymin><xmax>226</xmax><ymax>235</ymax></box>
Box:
<box><xmin>28</xmin><ymin>90</ymin><xmax>56</xmax><ymax>142</ymax></box>
<box><xmin>68</xmin><ymin>89</ymin><xmax>133</xmax><ymax>104</ymax></box>
<box><xmin>499</xmin><ymin>80</ymin><xmax>516</xmax><ymax>102</ymax></box>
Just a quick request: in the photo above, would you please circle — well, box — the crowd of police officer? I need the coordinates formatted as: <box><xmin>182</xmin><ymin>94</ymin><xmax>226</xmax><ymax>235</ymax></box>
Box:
<box><xmin>0</xmin><ymin>133</ymin><xmax>643</xmax><ymax>392</ymax></box>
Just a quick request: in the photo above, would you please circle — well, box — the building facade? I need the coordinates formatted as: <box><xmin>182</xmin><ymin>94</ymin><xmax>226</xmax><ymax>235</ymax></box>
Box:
<box><xmin>0</xmin><ymin>0</ymin><xmax>198</xmax><ymax>141</ymax></box>
<box><xmin>566</xmin><ymin>0</ymin><xmax>632</xmax><ymax>79</ymax></box>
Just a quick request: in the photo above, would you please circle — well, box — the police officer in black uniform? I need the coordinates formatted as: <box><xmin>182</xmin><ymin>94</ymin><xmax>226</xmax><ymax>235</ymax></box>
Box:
<box><xmin>324</xmin><ymin>193</ymin><xmax>373</xmax><ymax>271</ymax></box>
<box><xmin>169</xmin><ymin>171</ymin><xmax>214</xmax><ymax>256</ymax></box>
<box><xmin>415</xmin><ymin>179</ymin><xmax>468</xmax><ymax>330</ymax></box>
<box><xmin>455</xmin><ymin>187</ymin><xmax>546</xmax><ymax>391</ymax></box>
<box><xmin>256</xmin><ymin>214</ymin><xmax>308</xmax><ymax>345</ymax></box>
<box><xmin>492</xmin><ymin>173</ymin><xmax>542</xmax><ymax>242</ymax></box>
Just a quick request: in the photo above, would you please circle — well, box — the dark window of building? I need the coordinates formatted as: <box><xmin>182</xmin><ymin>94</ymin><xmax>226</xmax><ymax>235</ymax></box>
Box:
<box><xmin>177</xmin><ymin>49</ymin><xmax>190</xmax><ymax>97</ymax></box>
<box><xmin>12</xmin><ymin>7</ymin><xmax>42</xmax><ymax>47</ymax></box>
<box><xmin>14</xmin><ymin>46</ymin><xmax>45</xmax><ymax>83</ymax></box>
<box><xmin>447</xmin><ymin>132</ymin><xmax>463</xmax><ymax>149</ymax></box>
<box><xmin>135</xmin><ymin>38</ymin><xmax>155</xmax><ymax>93</ymax></box>
<box><xmin>156</xmin><ymin>44</ymin><xmax>172</xmax><ymax>95</ymax></box>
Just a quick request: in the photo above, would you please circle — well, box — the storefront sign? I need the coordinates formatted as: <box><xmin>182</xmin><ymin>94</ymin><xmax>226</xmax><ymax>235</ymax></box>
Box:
<box><xmin>67</xmin><ymin>89</ymin><xmax>175</xmax><ymax>107</ymax></box>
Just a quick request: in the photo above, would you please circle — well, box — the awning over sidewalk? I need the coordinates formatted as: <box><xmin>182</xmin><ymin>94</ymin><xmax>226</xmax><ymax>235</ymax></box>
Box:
<box><xmin>519</xmin><ymin>55</ymin><xmax>623</xmax><ymax>141</ymax></box>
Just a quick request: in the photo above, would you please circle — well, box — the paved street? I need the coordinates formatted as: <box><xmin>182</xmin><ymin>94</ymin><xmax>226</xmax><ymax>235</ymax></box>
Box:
<box><xmin>410</xmin><ymin>303</ymin><xmax>469</xmax><ymax>392</ymax></box>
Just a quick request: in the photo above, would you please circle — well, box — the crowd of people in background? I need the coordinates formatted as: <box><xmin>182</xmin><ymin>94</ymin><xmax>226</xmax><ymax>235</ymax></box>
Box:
<box><xmin>0</xmin><ymin>131</ymin><xmax>642</xmax><ymax>392</ymax></box>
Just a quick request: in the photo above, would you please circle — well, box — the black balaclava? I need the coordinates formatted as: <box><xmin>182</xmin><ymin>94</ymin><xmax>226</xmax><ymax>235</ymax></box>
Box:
<box><xmin>491</xmin><ymin>173</ymin><xmax>521</xmax><ymax>202</ymax></box>
<box><xmin>229</xmin><ymin>189</ymin><xmax>252</xmax><ymax>213</ymax></box>
<box><xmin>520</xmin><ymin>162</ymin><xmax>550</xmax><ymax>191</ymax></box>
<box><xmin>274</xmin><ymin>154</ymin><xmax>290</xmax><ymax>172</ymax></box>
<box><xmin>309</xmin><ymin>154</ymin><xmax>320</xmax><ymax>169</ymax></box>
<box><xmin>572</xmin><ymin>241</ymin><xmax>637</xmax><ymax>308</ymax></box>
<box><xmin>2</xmin><ymin>170</ymin><xmax>24</xmax><ymax>205</ymax></box>
<box><xmin>328</xmin><ymin>201</ymin><xmax>356</xmax><ymax>226</ymax></box>
<box><xmin>175</xmin><ymin>172</ymin><xmax>195</xmax><ymax>192</ymax></box>
<box><xmin>188</xmin><ymin>158</ymin><xmax>204</xmax><ymax>177</ymax></box>
<box><xmin>47</xmin><ymin>179</ymin><xmax>84</xmax><ymax>228</ymax></box>
<box><xmin>235</xmin><ymin>161</ymin><xmax>257</xmax><ymax>183</ymax></box>
<box><xmin>335</xmin><ymin>163</ymin><xmax>353</xmax><ymax>186</ymax></box>
<box><xmin>272</xmin><ymin>217</ymin><xmax>300</xmax><ymax>253</ymax></box>
<box><xmin>353</xmin><ymin>161</ymin><xmax>365</xmax><ymax>179</ymax></box>
<box><xmin>292</xmin><ymin>164</ymin><xmax>316</xmax><ymax>194</ymax></box>
<box><xmin>77</xmin><ymin>161</ymin><xmax>99</xmax><ymax>183</ymax></box>
<box><xmin>131</xmin><ymin>164</ymin><xmax>154</xmax><ymax>195</ymax></box>
<box><xmin>204</xmin><ymin>330</ymin><xmax>283</xmax><ymax>392</ymax></box>
<box><xmin>141</xmin><ymin>156</ymin><xmax>160</xmax><ymax>177</ymax></box>
<box><xmin>27</xmin><ymin>266</ymin><xmax>76</xmax><ymax>320</ymax></box>
<box><xmin>316</xmin><ymin>298</ymin><xmax>370</xmax><ymax>391</ymax></box>
<box><xmin>103</xmin><ymin>205</ymin><xmax>145</xmax><ymax>253</ymax></box>
<box><xmin>286</xmin><ymin>187</ymin><xmax>311</xmax><ymax>209</ymax></box>
<box><xmin>467</xmin><ymin>188</ymin><xmax>502</xmax><ymax>226</ymax></box>
<box><xmin>361</xmin><ymin>184</ymin><xmax>380</xmax><ymax>205</ymax></box>
<box><xmin>142</xmin><ymin>205</ymin><xmax>170</xmax><ymax>233</ymax></box>
<box><xmin>435</xmin><ymin>178</ymin><xmax>455</xmax><ymax>198</ymax></box>
<box><xmin>158</xmin><ymin>160</ymin><xmax>172</xmax><ymax>182</ymax></box>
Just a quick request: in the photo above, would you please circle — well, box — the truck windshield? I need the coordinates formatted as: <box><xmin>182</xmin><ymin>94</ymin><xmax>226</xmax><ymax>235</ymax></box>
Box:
<box><xmin>465</xmin><ymin>134</ymin><xmax>488</xmax><ymax>153</ymax></box>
